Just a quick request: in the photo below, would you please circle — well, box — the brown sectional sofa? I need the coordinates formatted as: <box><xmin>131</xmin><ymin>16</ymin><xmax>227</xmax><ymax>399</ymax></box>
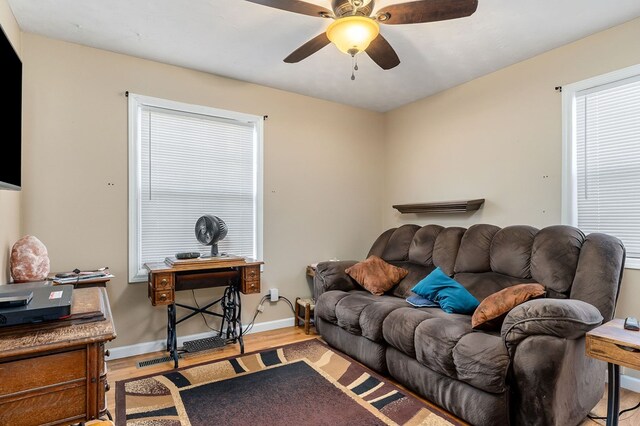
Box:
<box><xmin>314</xmin><ymin>224</ymin><xmax>625</xmax><ymax>426</ymax></box>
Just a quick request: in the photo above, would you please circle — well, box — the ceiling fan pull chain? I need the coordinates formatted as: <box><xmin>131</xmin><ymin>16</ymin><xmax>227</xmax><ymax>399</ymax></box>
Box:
<box><xmin>351</xmin><ymin>54</ymin><xmax>356</xmax><ymax>80</ymax></box>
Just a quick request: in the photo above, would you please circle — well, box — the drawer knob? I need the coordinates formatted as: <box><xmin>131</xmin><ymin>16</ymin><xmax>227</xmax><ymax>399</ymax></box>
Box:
<box><xmin>105</xmin><ymin>350</ymin><xmax>111</xmax><ymax>357</ymax></box>
<box><xmin>105</xmin><ymin>382</ymin><xmax>111</xmax><ymax>392</ymax></box>
<box><xmin>160</xmin><ymin>293</ymin><xmax>167</xmax><ymax>301</ymax></box>
<box><xmin>161</xmin><ymin>279</ymin><xmax>168</xmax><ymax>285</ymax></box>
<box><xmin>251</xmin><ymin>283</ymin><xmax>255</xmax><ymax>288</ymax></box>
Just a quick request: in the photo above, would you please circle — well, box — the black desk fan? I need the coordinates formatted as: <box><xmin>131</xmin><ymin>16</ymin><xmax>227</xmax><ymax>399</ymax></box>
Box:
<box><xmin>195</xmin><ymin>215</ymin><xmax>228</xmax><ymax>257</ymax></box>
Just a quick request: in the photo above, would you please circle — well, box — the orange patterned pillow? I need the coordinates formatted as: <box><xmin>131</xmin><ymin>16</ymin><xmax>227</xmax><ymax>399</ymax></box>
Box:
<box><xmin>345</xmin><ymin>256</ymin><xmax>409</xmax><ymax>296</ymax></box>
<box><xmin>471</xmin><ymin>283</ymin><xmax>546</xmax><ymax>330</ymax></box>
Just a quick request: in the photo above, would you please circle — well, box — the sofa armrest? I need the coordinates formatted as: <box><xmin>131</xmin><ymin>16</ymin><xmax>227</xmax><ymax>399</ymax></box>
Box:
<box><xmin>313</xmin><ymin>260</ymin><xmax>358</xmax><ymax>300</ymax></box>
<box><xmin>501</xmin><ymin>298</ymin><xmax>603</xmax><ymax>356</ymax></box>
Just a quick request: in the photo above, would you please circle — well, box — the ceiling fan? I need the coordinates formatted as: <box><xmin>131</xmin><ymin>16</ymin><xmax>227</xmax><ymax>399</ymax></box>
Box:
<box><xmin>245</xmin><ymin>0</ymin><xmax>479</xmax><ymax>71</ymax></box>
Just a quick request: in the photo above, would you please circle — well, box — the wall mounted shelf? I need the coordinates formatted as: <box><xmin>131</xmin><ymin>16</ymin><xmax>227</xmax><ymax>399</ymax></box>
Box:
<box><xmin>392</xmin><ymin>199</ymin><xmax>485</xmax><ymax>214</ymax></box>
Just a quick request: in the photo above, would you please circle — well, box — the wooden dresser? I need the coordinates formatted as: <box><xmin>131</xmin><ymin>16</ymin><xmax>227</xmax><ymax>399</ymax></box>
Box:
<box><xmin>0</xmin><ymin>287</ymin><xmax>116</xmax><ymax>426</ymax></box>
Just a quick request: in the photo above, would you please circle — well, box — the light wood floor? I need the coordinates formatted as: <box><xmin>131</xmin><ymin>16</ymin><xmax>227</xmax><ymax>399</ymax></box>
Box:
<box><xmin>106</xmin><ymin>327</ymin><xmax>640</xmax><ymax>425</ymax></box>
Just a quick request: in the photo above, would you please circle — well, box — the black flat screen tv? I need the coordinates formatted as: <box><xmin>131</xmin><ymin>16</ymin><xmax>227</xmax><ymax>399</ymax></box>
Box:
<box><xmin>0</xmin><ymin>24</ymin><xmax>21</xmax><ymax>191</ymax></box>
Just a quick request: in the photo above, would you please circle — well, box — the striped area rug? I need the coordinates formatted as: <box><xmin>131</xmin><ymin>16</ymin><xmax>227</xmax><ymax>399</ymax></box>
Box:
<box><xmin>116</xmin><ymin>339</ymin><xmax>462</xmax><ymax>426</ymax></box>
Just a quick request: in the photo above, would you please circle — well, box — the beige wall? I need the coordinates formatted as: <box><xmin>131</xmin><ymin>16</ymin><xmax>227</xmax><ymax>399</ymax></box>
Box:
<box><xmin>21</xmin><ymin>33</ymin><xmax>385</xmax><ymax>347</ymax></box>
<box><xmin>0</xmin><ymin>0</ymin><xmax>21</xmax><ymax>284</ymax></box>
<box><xmin>385</xmin><ymin>17</ymin><xmax>640</xmax><ymax>374</ymax></box>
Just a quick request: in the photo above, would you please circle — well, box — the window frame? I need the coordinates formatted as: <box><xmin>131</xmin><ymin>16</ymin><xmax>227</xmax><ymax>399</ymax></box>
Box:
<box><xmin>128</xmin><ymin>93</ymin><xmax>264</xmax><ymax>282</ymax></box>
<box><xmin>561</xmin><ymin>63</ymin><xmax>640</xmax><ymax>269</ymax></box>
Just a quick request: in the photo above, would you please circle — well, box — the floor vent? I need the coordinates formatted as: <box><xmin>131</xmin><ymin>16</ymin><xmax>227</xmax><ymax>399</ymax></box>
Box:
<box><xmin>136</xmin><ymin>354</ymin><xmax>182</xmax><ymax>368</ymax></box>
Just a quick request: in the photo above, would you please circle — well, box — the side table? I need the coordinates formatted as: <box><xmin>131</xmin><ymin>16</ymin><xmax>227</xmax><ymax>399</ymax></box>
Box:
<box><xmin>294</xmin><ymin>297</ymin><xmax>315</xmax><ymax>335</ymax></box>
<box><xmin>586</xmin><ymin>319</ymin><xmax>640</xmax><ymax>426</ymax></box>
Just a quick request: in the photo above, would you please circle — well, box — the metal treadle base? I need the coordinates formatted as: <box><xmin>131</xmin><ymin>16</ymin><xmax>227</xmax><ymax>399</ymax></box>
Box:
<box><xmin>182</xmin><ymin>336</ymin><xmax>227</xmax><ymax>353</ymax></box>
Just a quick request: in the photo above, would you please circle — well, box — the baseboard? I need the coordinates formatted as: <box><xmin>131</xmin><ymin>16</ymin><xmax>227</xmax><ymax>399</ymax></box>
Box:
<box><xmin>107</xmin><ymin>317</ymin><xmax>295</xmax><ymax>360</ymax></box>
<box><xmin>620</xmin><ymin>374</ymin><xmax>640</xmax><ymax>393</ymax></box>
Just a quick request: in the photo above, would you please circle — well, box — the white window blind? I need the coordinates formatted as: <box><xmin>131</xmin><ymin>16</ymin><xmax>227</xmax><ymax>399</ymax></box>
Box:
<box><xmin>129</xmin><ymin>94</ymin><xmax>263</xmax><ymax>282</ymax></box>
<box><xmin>574</xmin><ymin>76</ymin><xmax>640</xmax><ymax>261</ymax></box>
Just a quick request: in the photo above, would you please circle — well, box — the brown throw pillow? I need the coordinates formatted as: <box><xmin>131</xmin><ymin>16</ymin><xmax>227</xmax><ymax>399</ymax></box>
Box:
<box><xmin>345</xmin><ymin>256</ymin><xmax>409</xmax><ymax>296</ymax></box>
<box><xmin>471</xmin><ymin>283</ymin><xmax>546</xmax><ymax>330</ymax></box>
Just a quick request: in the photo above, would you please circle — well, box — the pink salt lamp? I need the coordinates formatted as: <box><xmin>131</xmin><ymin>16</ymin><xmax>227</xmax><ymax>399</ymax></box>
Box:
<box><xmin>10</xmin><ymin>235</ymin><xmax>51</xmax><ymax>283</ymax></box>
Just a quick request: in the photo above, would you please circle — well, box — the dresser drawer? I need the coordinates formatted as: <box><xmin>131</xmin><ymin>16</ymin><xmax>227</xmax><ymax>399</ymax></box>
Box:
<box><xmin>0</xmin><ymin>349</ymin><xmax>86</xmax><ymax>396</ymax></box>
<box><xmin>0</xmin><ymin>383</ymin><xmax>86</xmax><ymax>426</ymax></box>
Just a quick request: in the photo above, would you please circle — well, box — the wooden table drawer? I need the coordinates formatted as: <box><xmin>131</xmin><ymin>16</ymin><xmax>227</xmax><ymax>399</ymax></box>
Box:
<box><xmin>0</xmin><ymin>349</ymin><xmax>86</xmax><ymax>396</ymax></box>
<box><xmin>242</xmin><ymin>279</ymin><xmax>260</xmax><ymax>294</ymax></box>
<box><xmin>153</xmin><ymin>273</ymin><xmax>174</xmax><ymax>290</ymax></box>
<box><xmin>586</xmin><ymin>335</ymin><xmax>640</xmax><ymax>370</ymax></box>
<box><xmin>151</xmin><ymin>289</ymin><xmax>174</xmax><ymax>305</ymax></box>
<box><xmin>243</xmin><ymin>265</ymin><xmax>260</xmax><ymax>281</ymax></box>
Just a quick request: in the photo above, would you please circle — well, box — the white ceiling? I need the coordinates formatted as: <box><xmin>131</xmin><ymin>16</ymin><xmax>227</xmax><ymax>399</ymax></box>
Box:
<box><xmin>7</xmin><ymin>0</ymin><xmax>640</xmax><ymax>112</ymax></box>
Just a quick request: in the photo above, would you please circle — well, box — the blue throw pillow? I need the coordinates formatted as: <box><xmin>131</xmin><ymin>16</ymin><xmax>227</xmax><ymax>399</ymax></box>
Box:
<box><xmin>411</xmin><ymin>267</ymin><xmax>479</xmax><ymax>314</ymax></box>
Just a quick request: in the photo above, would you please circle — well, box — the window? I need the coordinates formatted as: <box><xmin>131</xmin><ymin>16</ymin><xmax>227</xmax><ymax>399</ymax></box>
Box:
<box><xmin>562</xmin><ymin>64</ymin><xmax>640</xmax><ymax>268</ymax></box>
<box><xmin>128</xmin><ymin>94</ymin><xmax>263</xmax><ymax>282</ymax></box>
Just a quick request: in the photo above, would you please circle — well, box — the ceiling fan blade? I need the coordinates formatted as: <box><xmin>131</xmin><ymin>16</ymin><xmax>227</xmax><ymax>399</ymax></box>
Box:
<box><xmin>377</xmin><ymin>0</ymin><xmax>478</xmax><ymax>25</ymax></box>
<box><xmin>245</xmin><ymin>0</ymin><xmax>332</xmax><ymax>18</ymax></box>
<box><xmin>284</xmin><ymin>33</ymin><xmax>331</xmax><ymax>63</ymax></box>
<box><xmin>365</xmin><ymin>34</ymin><xmax>400</xmax><ymax>70</ymax></box>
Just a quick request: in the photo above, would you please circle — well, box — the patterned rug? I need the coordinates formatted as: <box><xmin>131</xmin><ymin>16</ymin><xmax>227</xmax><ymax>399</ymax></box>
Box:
<box><xmin>116</xmin><ymin>339</ymin><xmax>461</xmax><ymax>425</ymax></box>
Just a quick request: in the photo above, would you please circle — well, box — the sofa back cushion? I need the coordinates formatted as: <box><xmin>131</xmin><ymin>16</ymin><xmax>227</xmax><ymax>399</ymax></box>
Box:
<box><xmin>407</xmin><ymin>225</ymin><xmax>443</xmax><ymax>266</ymax></box>
<box><xmin>530</xmin><ymin>226</ymin><xmax>584</xmax><ymax>295</ymax></box>
<box><xmin>381</xmin><ymin>224</ymin><xmax>421</xmax><ymax>261</ymax></box>
<box><xmin>489</xmin><ymin>226</ymin><xmax>538</xmax><ymax>279</ymax></box>
<box><xmin>432</xmin><ymin>227</ymin><xmax>466</xmax><ymax>276</ymax></box>
<box><xmin>455</xmin><ymin>224</ymin><xmax>500</xmax><ymax>273</ymax></box>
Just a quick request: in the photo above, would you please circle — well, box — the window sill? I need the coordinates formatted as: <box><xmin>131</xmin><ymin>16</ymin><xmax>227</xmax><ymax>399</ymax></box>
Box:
<box><xmin>624</xmin><ymin>258</ymin><xmax>640</xmax><ymax>270</ymax></box>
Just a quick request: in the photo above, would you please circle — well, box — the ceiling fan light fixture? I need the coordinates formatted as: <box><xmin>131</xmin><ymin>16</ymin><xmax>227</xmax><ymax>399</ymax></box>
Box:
<box><xmin>326</xmin><ymin>16</ymin><xmax>379</xmax><ymax>56</ymax></box>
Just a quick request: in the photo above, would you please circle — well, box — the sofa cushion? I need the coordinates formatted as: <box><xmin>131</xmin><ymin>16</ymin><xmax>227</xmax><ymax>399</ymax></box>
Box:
<box><xmin>367</xmin><ymin>228</ymin><xmax>395</xmax><ymax>258</ymax></box>
<box><xmin>315</xmin><ymin>290</ymin><xmax>351</xmax><ymax>324</ymax></box>
<box><xmin>415</xmin><ymin>318</ymin><xmax>473</xmax><ymax>377</ymax></box>
<box><xmin>433</xmin><ymin>227</ymin><xmax>466</xmax><ymax>276</ymax></box>
<box><xmin>471</xmin><ymin>283</ymin><xmax>546</xmax><ymax>330</ymax></box>
<box><xmin>345</xmin><ymin>255</ymin><xmax>409</xmax><ymax>296</ymax></box>
<box><xmin>382</xmin><ymin>308</ymin><xmax>432</xmax><ymax>358</ymax></box>
<box><xmin>407</xmin><ymin>224</ymin><xmax>444</xmax><ymax>265</ymax></box>
<box><xmin>455</xmin><ymin>224</ymin><xmax>500</xmax><ymax>273</ymax></box>
<box><xmin>359</xmin><ymin>297</ymin><xmax>410</xmax><ymax>342</ymax></box>
<box><xmin>318</xmin><ymin>291</ymin><xmax>408</xmax><ymax>341</ymax></box>
<box><xmin>382</xmin><ymin>307</ymin><xmax>470</xmax><ymax>359</ymax></box>
<box><xmin>531</xmin><ymin>225</ymin><xmax>584</xmax><ymax>295</ymax></box>
<box><xmin>381</xmin><ymin>224</ymin><xmax>421</xmax><ymax>261</ymax></box>
<box><xmin>335</xmin><ymin>292</ymin><xmax>377</xmax><ymax>334</ymax></box>
<box><xmin>452</xmin><ymin>333</ymin><xmax>510</xmax><ymax>393</ymax></box>
<box><xmin>412</xmin><ymin>267</ymin><xmax>479</xmax><ymax>314</ymax></box>
<box><xmin>490</xmin><ymin>225</ymin><xmax>538</xmax><ymax>279</ymax></box>
<box><xmin>382</xmin><ymin>308</ymin><xmax>509</xmax><ymax>394</ymax></box>
<box><xmin>454</xmin><ymin>272</ymin><xmax>537</xmax><ymax>302</ymax></box>
<box><xmin>391</xmin><ymin>262</ymin><xmax>434</xmax><ymax>298</ymax></box>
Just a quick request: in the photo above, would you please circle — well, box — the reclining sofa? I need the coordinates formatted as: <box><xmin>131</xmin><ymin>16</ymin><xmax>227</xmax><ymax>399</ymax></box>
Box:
<box><xmin>314</xmin><ymin>224</ymin><xmax>625</xmax><ymax>426</ymax></box>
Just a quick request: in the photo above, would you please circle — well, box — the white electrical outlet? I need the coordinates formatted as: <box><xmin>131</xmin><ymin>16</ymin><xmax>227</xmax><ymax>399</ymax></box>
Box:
<box><xmin>269</xmin><ymin>288</ymin><xmax>279</xmax><ymax>302</ymax></box>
